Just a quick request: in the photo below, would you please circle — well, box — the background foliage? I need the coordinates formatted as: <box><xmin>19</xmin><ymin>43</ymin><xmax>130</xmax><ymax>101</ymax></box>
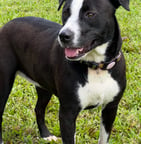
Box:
<box><xmin>0</xmin><ymin>0</ymin><xmax>141</xmax><ymax>143</ymax></box>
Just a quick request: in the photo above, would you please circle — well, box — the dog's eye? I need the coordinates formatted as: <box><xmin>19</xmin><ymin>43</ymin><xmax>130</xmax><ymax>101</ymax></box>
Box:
<box><xmin>63</xmin><ymin>8</ymin><xmax>70</xmax><ymax>18</ymax></box>
<box><xmin>85</xmin><ymin>11</ymin><xmax>96</xmax><ymax>18</ymax></box>
<box><xmin>62</xmin><ymin>8</ymin><xmax>70</xmax><ymax>24</ymax></box>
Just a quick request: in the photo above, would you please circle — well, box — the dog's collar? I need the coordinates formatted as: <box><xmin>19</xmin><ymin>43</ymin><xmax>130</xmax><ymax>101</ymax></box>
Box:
<box><xmin>79</xmin><ymin>52</ymin><xmax>121</xmax><ymax>70</ymax></box>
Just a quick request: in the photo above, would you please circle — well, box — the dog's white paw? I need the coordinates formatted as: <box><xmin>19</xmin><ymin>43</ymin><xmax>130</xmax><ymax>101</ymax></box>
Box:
<box><xmin>43</xmin><ymin>135</ymin><xmax>58</xmax><ymax>141</ymax></box>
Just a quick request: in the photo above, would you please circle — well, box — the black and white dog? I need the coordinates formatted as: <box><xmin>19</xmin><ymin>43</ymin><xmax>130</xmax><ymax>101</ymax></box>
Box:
<box><xmin>0</xmin><ymin>0</ymin><xmax>129</xmax><ymax>143</ymax></box>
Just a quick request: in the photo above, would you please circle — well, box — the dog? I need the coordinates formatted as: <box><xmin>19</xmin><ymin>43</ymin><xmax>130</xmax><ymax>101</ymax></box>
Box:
<box><xmin>0</xmin><ymin>0</ymin><xmax>129</xmax><ymax>143</ymax></box>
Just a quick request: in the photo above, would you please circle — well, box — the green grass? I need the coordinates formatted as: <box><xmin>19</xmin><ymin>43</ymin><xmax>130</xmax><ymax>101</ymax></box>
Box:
<box><xmin>0</xmin><ymin>0</ymin><xmax>141</xmax><ymax>143</ymax></box>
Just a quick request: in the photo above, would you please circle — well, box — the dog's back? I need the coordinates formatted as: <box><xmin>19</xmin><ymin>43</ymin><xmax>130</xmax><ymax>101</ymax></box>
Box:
<box><xmin>0</xmin><ymin>17</ymin><xmax>62</xmax><ymax>89</ymax></box>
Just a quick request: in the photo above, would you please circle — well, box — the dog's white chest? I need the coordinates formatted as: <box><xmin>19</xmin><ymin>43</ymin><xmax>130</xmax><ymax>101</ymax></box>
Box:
<box><xmin>77</xmin><ymin>69</ymin><xmax>120</xmax><ymax>109</ymax></box>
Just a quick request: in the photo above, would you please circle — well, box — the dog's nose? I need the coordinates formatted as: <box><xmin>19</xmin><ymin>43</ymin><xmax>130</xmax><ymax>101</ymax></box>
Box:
<box><xmin>59</xmin><ymin>29</ymin><xmax>74</xmax><ymax>44</ymax></box>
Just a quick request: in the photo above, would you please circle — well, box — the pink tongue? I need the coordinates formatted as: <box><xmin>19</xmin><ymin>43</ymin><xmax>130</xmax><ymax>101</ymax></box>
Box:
<box><xmin>65</xmin><ymin>48</ymin><xmax>83</xmax><ymax>58</ymax></box>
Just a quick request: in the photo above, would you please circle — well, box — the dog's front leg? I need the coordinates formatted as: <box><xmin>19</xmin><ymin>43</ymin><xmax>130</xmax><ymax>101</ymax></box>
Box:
<box><xmin>98</xmin><ymin>103</ymin><xmax>119</xmax><ymax>144</ymax></box>
<box><xmin>59</xmin><ymin>104</ymin><xmax>80</xmax><ymax>144</ymax></box>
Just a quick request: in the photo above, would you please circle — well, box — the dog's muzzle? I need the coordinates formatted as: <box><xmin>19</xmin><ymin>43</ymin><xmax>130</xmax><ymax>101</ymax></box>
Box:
<box><xmin>58</xmin><ymin>28</ymin><xmax>98</xmax><ymax>61</ymax></box>
<box><xmin>58</xmin><ymin>29</ymin><xmax>94</xmax><ymax>60</ymax></box>
<box><xmin>58</xmin><ymin>29</ymin><xmax>85</xmax><ymax>60</ymax></box>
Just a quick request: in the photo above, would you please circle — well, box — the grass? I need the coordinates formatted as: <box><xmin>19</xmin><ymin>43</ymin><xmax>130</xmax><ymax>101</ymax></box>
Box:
<box><xmin>0</xmin><ymin>0</ymin><xmax>141</xmax><ymax>143</ymax></box>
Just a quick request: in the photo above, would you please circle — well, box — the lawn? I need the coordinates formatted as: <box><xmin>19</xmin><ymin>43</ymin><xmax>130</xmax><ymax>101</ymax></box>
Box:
<box><xmin>0</xmin><ymin>0</ymin><xmax>141</xmax><ymax>143</ymax></box>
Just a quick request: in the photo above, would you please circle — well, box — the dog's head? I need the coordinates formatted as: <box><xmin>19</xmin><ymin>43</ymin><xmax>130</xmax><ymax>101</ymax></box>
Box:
<box><xmin>58</xmin><ymin>0</ymin><xmax>129</xmax><ymax>61</ymax></box>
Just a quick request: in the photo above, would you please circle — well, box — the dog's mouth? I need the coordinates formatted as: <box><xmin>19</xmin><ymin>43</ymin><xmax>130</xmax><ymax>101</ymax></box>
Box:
<box><xmin>65</xmin><ymin>47</ymin><xmax>85</xmax><ymax>59</ymax></box>
<box><xmin>64</xmin><ymin>40</ymin><xmax>95</xmax><ymax>60</ymax></box>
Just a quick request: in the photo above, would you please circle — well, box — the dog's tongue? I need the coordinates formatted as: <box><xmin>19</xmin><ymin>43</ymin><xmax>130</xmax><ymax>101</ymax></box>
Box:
<box><xmin>65</xmin><ymin>48</ymin><xmax>83</xmax><ymax>58</ymax></box>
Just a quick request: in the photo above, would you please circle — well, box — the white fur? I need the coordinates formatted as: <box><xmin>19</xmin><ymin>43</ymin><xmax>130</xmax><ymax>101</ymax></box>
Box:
<box><xmin>59</xmin><ymin>0</ymin><xmax>84</xmax><ymax>45</ymax></box>
<box><xmin>77</xmin><ymin>68</ymin><xmax>120</xmax><ymax>110</ymax></box>
<box><xmin>43</xmin><ymin>135</ymin><xmax>58</xmax><ymax>141</ymax></box>
<box><xmin>81</xmin><ymin>42</ymin><xmax>109</xmax><ymax>63</ymax></box>
<box><xmin>17</xmin><ymin>71</ymin><xmax>41</xmax><ymax>87</ymax></box>
<box><xmin>98</xmin><ymin>120</ymin><xmax>109</xmax><ymax>144</ymax></box>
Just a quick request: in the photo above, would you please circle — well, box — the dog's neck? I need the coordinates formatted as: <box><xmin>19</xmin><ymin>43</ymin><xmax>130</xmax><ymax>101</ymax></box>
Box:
<box><xmin>105</xmin><ymin>16</ymin><xmax>122</xmax><ymax>61</ymax></box>
<box><xmin>80</xmin><ymin>51</ymin><xmax>121</xmax><ymax>70</ymax></box>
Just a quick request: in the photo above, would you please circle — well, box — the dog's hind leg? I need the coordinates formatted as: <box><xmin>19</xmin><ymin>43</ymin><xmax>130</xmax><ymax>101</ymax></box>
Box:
<box><xmin>35</xmin><ymin>87</ymin><xmax>58</xmax><ymax>141</ymax></box>
<box><xmin>0</xmin><ymin>35</ymin><xmax>17</xmax><ymax>144</ymax></box>
<box><xmin>0</xmin><ymin>74</ymin><xmax>15</xmax><ymax>144</ymax></box>
<box><xmin>0</xmin><ymin>61</ymin><xmax>17</xmax><ymax>143</ymax></box>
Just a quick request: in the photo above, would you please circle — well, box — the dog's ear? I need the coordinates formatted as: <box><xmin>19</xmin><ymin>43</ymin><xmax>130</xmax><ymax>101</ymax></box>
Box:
<box><xmin>110</xmin><ymin>0</ymin><xmax>130</xmax><ymax>11</ymax></box>
<box><xmin>58</xmin><ymin>0</ymin><xmax>66</xmax><ymax>11</ymax></box>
